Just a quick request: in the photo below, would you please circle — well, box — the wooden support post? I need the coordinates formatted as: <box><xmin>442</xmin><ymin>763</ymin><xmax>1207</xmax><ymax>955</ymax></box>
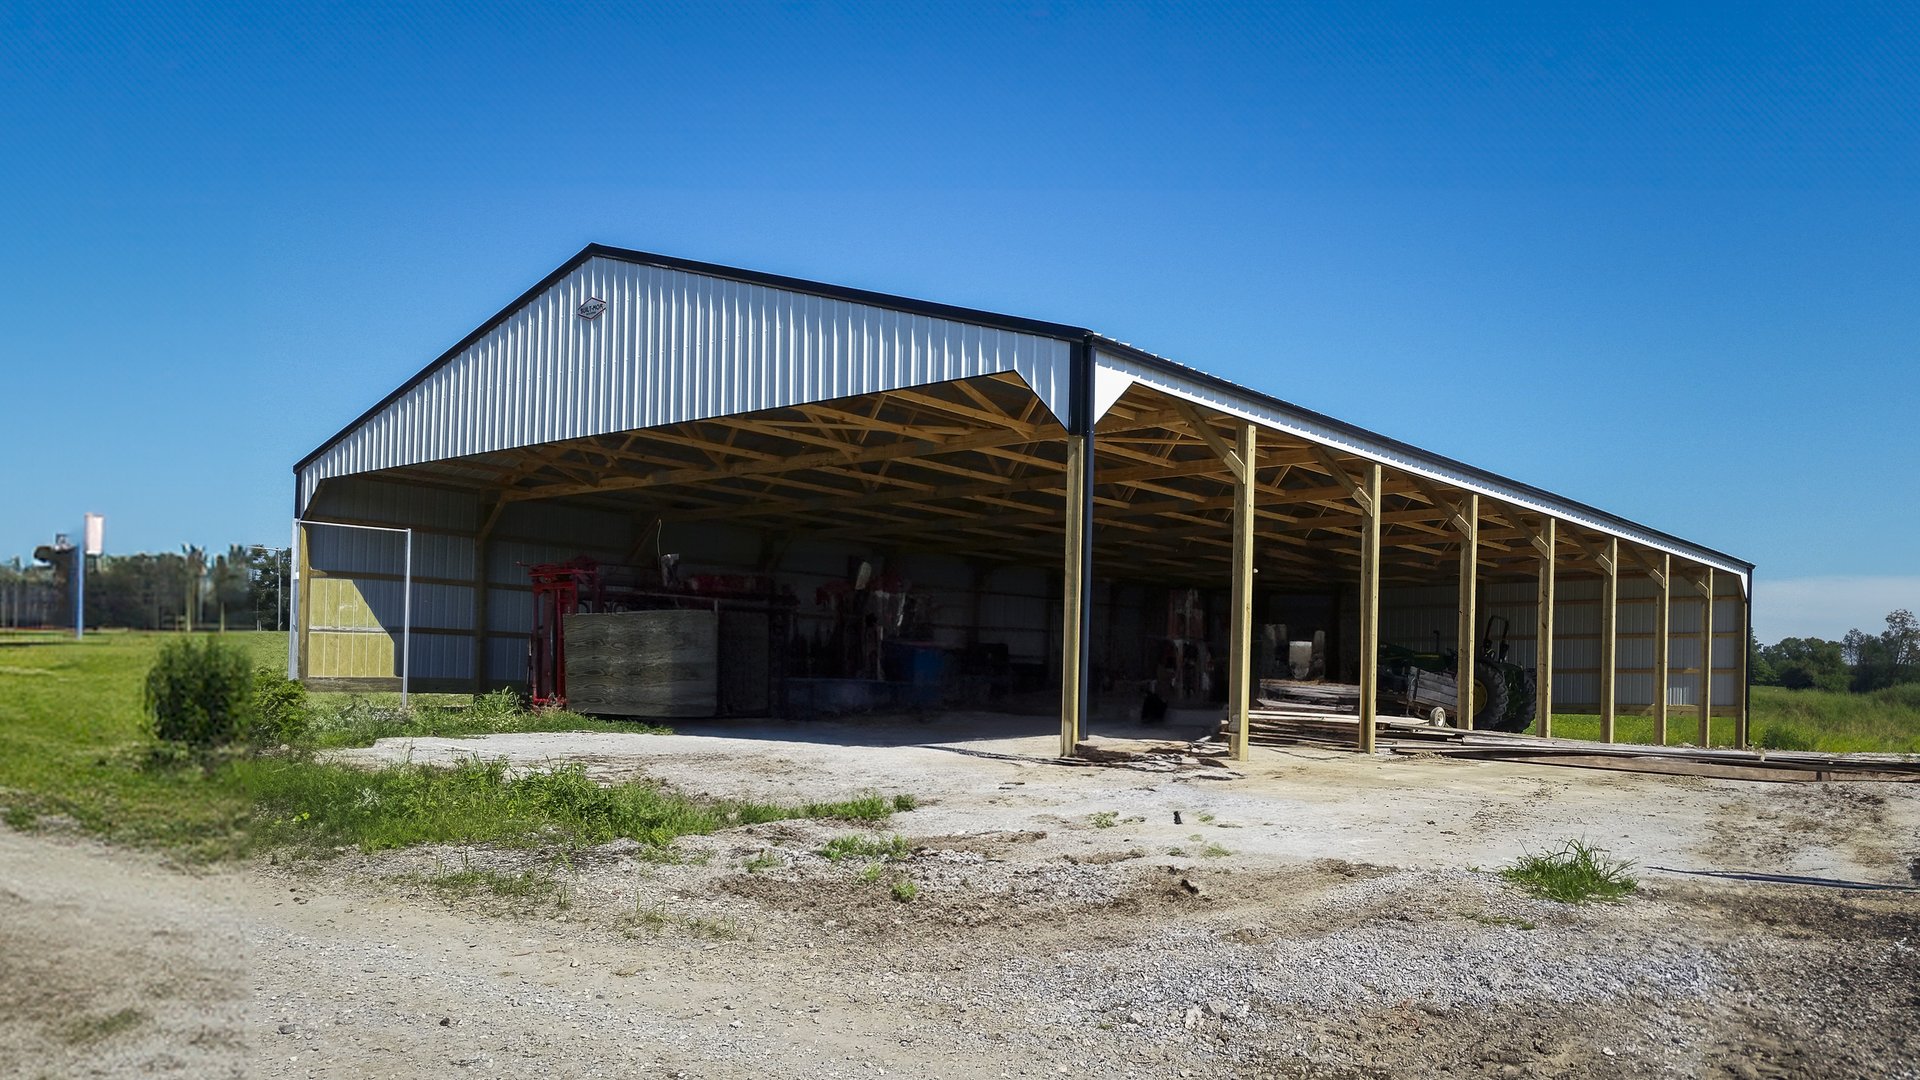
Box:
<box><xmin>1652</xmin><ymin>553</ymin><xmax>1670</xmax><ymax>746</ymax></box>
<box><xmin>1456</xmin><ymin>494</ymin><xmax>1479</xmax><ymax>729</ymax></box>
<box><xmin>296</xmin><ymin>523</ymin><xmax>312</xmax><ymax>681</ymax></box>
<box><xmin>1059</xmin><ymin>432</ymin><xmax>1089</xmax><ymax>757</ymax></box>
<box><xmin>1736</xmin><ymin>577</ymin><xmax>1751</xmax><ymax>749</ymax></box>
<box><xmin>1534</xmin><ymin>517</ymin><xmax>1556</xmax><ymax>737</ymax></box>
<box><xmin>1356</xmin><ymin>462</ymin><xmax>1382</xmax><ymax>754</ymax></box>
<box><xmin>1698</xmin><ymin>568</ymin><xmax>1715</xmax><ymax>747</ymax></box>
<box><xmin>1227</xmin><ymin>422</ymin><xmax>1257</xmax><ymax>762</ymax></box>
<box><xmin>1599</xmin><ymin>535</ymin><xmax>1618</xmax><ymax>743</ymax></box>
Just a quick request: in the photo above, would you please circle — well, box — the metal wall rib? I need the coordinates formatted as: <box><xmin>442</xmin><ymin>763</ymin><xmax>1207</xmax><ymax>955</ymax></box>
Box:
<box><xmin>299</xmin><ymin>257</ymin><xmax>1073</xmax><ymax>512</ymax></box>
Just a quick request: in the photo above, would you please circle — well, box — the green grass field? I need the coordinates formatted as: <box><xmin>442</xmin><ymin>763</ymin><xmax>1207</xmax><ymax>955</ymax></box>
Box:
<box><xmin>0</xmin><ymin>630</ymin><xmax>910</xmax><ymax>860</ymax></box>
<box><xmin>0</xmin><ymin>630</ymin><xmax>255</xmax><ymax>855</ymax></box>
<box><xmin>1548</xmin><ymin>684</ymin><xmax>1920</xmax><ymax>752</ymax></box>
<box><xmin>2</xmin><ymin>631</ymin><xmax>1913</xmax><ymax>859</ymax></box>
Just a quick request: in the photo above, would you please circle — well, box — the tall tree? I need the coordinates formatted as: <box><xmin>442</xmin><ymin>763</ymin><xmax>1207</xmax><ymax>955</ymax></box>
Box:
<box><xmin>246</xmin><ymin>546</ymin><xmax>289</xmax><ymax>630</ymax></box>
<box><xmin>1885</xmin><ymin>609</ymin><xmax>1919</xmax><ymax>667</ymax></box>
<box><xmin>208</xmin><ymin>546</ymin><xmax>251</xmax><ymax>632</ymax></box>
<box><xmin>181</xmin><ymin>545</ymin><xmax>206</xmax><ymax>632</ymax></box>
<box><xmin>1748</xmin><ymin>627</ymin><xmax>1778</xmax><ymax>686</ymax></box>
<box><xmin>1758</xmin><ymin>637</ymin><xmax>1850</xmax><ymax>692</ymax></box>
<box><xmin>1849</xmin><ymin>609</ymin><xmax>1920</xmax><ymax>691</ymax></box>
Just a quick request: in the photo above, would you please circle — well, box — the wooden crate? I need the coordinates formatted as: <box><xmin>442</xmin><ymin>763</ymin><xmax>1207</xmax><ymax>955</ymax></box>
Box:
<box><xmin>564</xmin><ymin>609</ymin><xmax>718</xmax><ymax>718</ymax></box>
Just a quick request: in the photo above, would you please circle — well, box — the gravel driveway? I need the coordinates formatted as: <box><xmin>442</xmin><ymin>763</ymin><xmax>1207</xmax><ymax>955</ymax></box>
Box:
<box><xmin>5</xmin><ymin>715</ymin><xmax>1916</xmax><ymax>1078</ymax></box>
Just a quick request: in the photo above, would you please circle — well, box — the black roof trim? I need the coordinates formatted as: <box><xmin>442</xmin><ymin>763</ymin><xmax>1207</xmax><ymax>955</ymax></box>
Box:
<box><xmin>1090</xmin><ymin>335</ymin><xmax>1754</xmax><ymax>572</ymax></box>
<box><xmin>295</xmin><ymin>244</ymin><xmax>1090</xmax><ymax>475</ymax></box>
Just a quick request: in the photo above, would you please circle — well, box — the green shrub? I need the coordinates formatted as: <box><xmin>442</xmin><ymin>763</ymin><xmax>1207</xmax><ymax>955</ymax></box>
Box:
<box><xmin>144</xmin><ymin>637</ymin><xmax>254</xmax><ymax>750</ymax></box>
<box><xmin>249</xmin><ymin>668</ymin><xmax>310</xmax><ymax>745</ymax></box>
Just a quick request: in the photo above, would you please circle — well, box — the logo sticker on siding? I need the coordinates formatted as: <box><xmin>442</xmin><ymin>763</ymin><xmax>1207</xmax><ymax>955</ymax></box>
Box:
<box><xmin>577</xmin><ymin>297</ymin><xmax>607</xmax><ymax>320</ymax></box>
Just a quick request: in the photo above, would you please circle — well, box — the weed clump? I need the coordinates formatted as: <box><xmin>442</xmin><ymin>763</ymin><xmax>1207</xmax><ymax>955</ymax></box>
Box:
<box><xmin>145</xmin><ymin>637</ymin><xmax>254</xmax><ymax>751</ymax></box>
<box><xmin>250</xmin><ymin>668</ymin><xmax>311</xmax><ymax>745</ymax></box>
<box><xmin>1500</xmin><ymin>839</ymin><xmax>1638</xmax><ymax>904</ymax></box>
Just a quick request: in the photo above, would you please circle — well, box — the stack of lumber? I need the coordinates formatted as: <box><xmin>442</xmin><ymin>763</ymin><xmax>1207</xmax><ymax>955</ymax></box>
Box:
<box><xmin>1238</xmin><ymin>713</ymin><xmax>1920</xmax><ymax>781</ymax></box>
<box><xmin>1243</xmin><ymin>709</ymin><xmax>1457</xmax><ymax>747</ymax></box>
<box><xmin>1402</xmin><ymin>733</ymin><xmax>1920</xmax><ymax>783</ymax></box>
<box><xmin>1257</xmin><ymin>679</ymin><xmax>1359</xmax><ymax>712</ymax></box>
<box><xmin>1246</xmin><ymin>678</ymin><xmax>1457</xmax><ymax>745</ymax></box>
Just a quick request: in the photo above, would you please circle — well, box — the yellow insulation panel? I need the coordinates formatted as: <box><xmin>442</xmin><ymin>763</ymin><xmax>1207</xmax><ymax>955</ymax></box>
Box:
<box><xmin>306</xmin><ymin>577</ymin><xmax>396</xmax><ymax>678</ymax></box>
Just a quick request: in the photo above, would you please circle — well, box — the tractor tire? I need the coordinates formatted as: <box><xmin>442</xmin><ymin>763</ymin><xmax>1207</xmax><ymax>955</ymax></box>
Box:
<box><xmin>1505</xmin><ymin>669</ymin><xmax>1538</xmax><ymax>733</ymax></box>
<box><xmin>1471</xmin><ymin>662</ymin><xmax>1534</xmax><ymax>733</ymax></box>
<box><xmin>1467</xmin><ymin>666</ymin><xmax>1510</xmax><ymax>730</ymax></box>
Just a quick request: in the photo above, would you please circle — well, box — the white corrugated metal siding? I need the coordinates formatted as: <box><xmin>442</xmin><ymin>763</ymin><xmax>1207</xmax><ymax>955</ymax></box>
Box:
<box><xmin>299</xmin><ymin>256</ymin><xmax>1073</xmax><ymax>511</ymax></box>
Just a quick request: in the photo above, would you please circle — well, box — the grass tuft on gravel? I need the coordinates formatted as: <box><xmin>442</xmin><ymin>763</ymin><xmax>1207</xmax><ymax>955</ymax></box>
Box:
<box><xmin>1500</xmin><ymin>839</ymin><xmax>1638</xmax><ymax>904</ymax></box>
<box><xmin>819</xmin><ymin>833</ymin><xmax>912</xmax><ymax>862</ymax></box>
<box><xmin>57</xmin><ymin>1007</ymin><xmax>149</xmax><ymax>1046</ymax></box>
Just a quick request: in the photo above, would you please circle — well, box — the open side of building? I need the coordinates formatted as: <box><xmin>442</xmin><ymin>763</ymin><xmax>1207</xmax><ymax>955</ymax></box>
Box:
<box><xmin>292</xmin><ymin>244</ymin><xmax>1755</xmax><ymax>755</ymax></box>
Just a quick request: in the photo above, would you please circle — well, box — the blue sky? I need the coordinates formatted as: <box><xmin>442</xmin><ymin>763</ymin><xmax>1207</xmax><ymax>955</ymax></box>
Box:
<box><xmin>1</xmin><ymin>1</ymin><xmax>1913</xmax><ymax>642</ymax></box>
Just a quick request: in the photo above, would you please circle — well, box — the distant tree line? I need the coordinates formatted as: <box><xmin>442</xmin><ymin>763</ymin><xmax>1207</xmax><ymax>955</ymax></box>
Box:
<box><xmin>0</xmin><ymin>545</ymin><xmax>288</xmax><ymax>632</ymax></box>
<box><xmin>1752</xmin><ymin>609</ymin><xmax>1919</xmax><ymax>693</ymax></box>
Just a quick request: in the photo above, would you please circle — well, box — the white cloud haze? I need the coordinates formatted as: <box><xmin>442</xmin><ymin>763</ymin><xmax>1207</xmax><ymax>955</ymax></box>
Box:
<box><xmin>1753</xmin><ymin>576</ymin><xmax>1920</xmax><ymax>645</ymax></box>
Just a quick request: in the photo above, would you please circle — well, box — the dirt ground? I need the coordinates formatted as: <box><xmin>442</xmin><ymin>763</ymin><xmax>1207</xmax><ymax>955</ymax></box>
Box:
<box><xmin>4</xmin><ymin>712</ymin><xmax>1917</xmax><ymax>1079</ymax></box>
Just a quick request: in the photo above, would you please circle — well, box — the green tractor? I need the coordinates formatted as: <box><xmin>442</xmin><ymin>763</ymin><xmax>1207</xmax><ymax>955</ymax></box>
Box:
<box><xmin>1378</xmin><ymin>615</ymin><xmax>1535</xmax><ymax>733</ymax></box>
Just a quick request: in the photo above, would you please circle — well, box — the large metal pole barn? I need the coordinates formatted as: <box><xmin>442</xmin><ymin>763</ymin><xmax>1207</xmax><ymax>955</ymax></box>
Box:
<box><xmin>293</xmin><ymin>245</ymin><xmax>1754</xmax><ymax>750</ymax></box>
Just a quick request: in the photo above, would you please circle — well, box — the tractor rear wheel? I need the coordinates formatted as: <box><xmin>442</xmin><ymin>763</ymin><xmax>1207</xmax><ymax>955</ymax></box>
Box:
<box><xmin>1471</xmin><ymin>662</ymin><xmax>1534</xmax><ymax>733</ymax></box>
<box><xmin>1505</xmin><ymin>669</ymin><xmax>1538</xmax><ymax>733</ymax></box>
<box><xmin>1467</xmin><ymin>666</ymin><xmax>1509</xmax><ymax>730</ymax></box>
